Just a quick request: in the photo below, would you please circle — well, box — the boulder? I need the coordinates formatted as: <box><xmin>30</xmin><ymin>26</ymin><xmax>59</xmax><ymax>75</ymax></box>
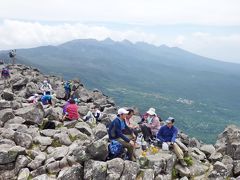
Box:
<box><xmin>67</xmin><ymin>128</ymin><xmax>90</xmax><ymax>141</ymax></box>
<box><xmin>200</xmin><ymin>144</ymin><xmax>215</xmax><ymax>157</ymax></box>
<box><xmin>78</xmin><ymin>106</ymin><xmax>89</xmax><ymax>116</ymax></box>
<box><xmin>72</xmin><ymin>146</ymin><xmax>91</xmax><ymax>163</ymax></box>
<box><xmin>12</xmin><ymin>77</ymin><xmax>29</xmax><ymax>91</ymax></box>
<box><xmin>30</xmin><ymin>165</ymin><xmax>46</xmax><ymax>178</ymax></box>
<box><xmin>58</xmin><ymin>164</ymin><xmax>83</xmax><ymax>180</ymax></box>
<box><xmin>233</xmin><ymin>160</ymin><xmax>240</xmax><ymax>176</ymax></box>
<box><xmin>33</xmin><ymin>136</ymin><xmax>53</xmax><ymax>146</ymax></box>
<box><xmin>0</xmin><ymin>100</ymin><xmax>11</xmax><ymax>110</ymax></box>
<box><xmin>1</xmin><ymin>89</ymin><xmax>14</xmax><ymax>101</ymax></box>
<box><xmin>0</xmin><ymin>144</ymin><xmax>25</xmax><ymax>164</ymax></box>
<box><xmin>209</xmin><ymin>151</ymin><xmax>223</xmax><ymax>162</ymax></box>
<box><xmin>75</xmin><ymin>122</ymin><xmax>93</xmax><ymax>136</ymax></box>
<box><xmin>141</xmin><ymin>169</ymin><xmax>155</xmax><ymax>180</ymax></box>
<box><xmin>14</xmin><ymin>132</ymin><xmax>33</xmax><ymax>149</ymax></box>
<box><xmin>55</xmin><ymin>86</ymin><xmax>65</xmax><ymax>99</ymax></box>
<box><xmin>40</xmin><ymin>129</ymin><xmax>60</xmax><ymax>137</ymax></box>
<box><xmin>86</xmin><ymin>138</ymin><xmax>108</xmax><ymax>161</ymax></box>
<box><xmin>103</xmin><ymin>107</ymin><xmax>117</xmax><ymax>114</ymax></box>
<box><xmin>15</xmin><ymin>155</ymin><xmax>31</xmax><ymax>174</ymax></box>
<box><xmin>25</xmin><ymin>82</ymin><xmax>40</xmax><ymax>97</ymax></box>
<box><xmin>120</xmin><ymin>160</ymin><xmax>140</xmax><ymax>180</ymax></box>
<box><xmin>28</xmin><ymin>153</ymin><xmax>46</xmax><ymax>170</ymax></box>
<box><xmin>5</xmin><ymin>116</ymin><xmax>25</xmax><ymax>125</ymax></box>
<box><xmin>93</xmin><ymin>123</ymin><xmax>108</xmax><ymax>140</ymax></box>
<box><xmin>14</xmin><ymin>103</ymin><xmax>44</xmax><ymax>125</ymax></box>
<box><xmin>175</xmin><ymin>164</ymin><xmax>191</xmax><ymax>177</ymax></box>
<box><xmin>17</xmin><ymin>168</ymin><xmax>30</xmax><ymax>180</ymax></box>
<box><xmin>106</xmin><ymin>158</ymin><xmax>124</xmax><ymax>180</ymax></box>
<box><xmin>84</xmin><ymin>160</ymin><xmax>107</xmax><ymax>180</ymax></box>
<box><xmin>53</xmin><ymin>132</ymin><xmax>72</xmax><ymax>146</ymax></box>
<box><xmin>0</xmin><ymin>108</ymin><xmax>15</xmax><ymax>124</ymax></box>
<box><xmin>213</xmin><ymin>161</ymin><xmax>228</xmax><ymax>177</ymax></box>
<box><xmin>46</xmin><ymin>161</ymin><xmax>60</xmax><ymax>174</ymax></box>
<box><xmin>48</xmin><ymin>146</ymin><xmax>69</xmax><ymax>161</ymax></box>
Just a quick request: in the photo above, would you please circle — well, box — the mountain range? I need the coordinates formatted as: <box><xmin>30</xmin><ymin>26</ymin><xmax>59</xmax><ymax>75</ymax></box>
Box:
<box><xmin>1</xmin><ymin>38</ymin><xmax>240</xmax><ymax>143</ymax></box>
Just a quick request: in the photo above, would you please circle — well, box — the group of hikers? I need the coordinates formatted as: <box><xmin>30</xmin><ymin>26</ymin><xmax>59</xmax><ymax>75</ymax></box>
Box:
<box><xmin>108</xmin><ymin>107</ymin><xmax>187</xmax><ymax>166</ymax></box>
<box><xmin>1</xmin><ymin>64</ymin><xmax>187</xmax><ymax>166</ymax></box>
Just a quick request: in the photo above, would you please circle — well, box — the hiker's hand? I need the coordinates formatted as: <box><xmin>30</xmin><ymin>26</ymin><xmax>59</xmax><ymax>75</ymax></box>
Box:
<box><xmin>129</xmin><ymin>140</ymin><xmax>135</xmax><ymax>146</ymax></box>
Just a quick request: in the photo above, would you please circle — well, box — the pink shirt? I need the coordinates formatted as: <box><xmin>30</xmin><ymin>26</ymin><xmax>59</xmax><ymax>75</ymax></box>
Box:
<box><xmin>66</xmin><ymin>104</ymin><xmax>79</xmax><ymax>120</ymax></box>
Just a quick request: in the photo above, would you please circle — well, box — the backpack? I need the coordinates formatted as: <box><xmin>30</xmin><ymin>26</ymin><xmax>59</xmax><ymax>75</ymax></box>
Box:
<box><xmin>9</xmin><ymin>51</ymin><xmax>14</xmax><ymax>58</ymax></box>
<box><xmin>108</xmin><ymin>140</ymin><xmax>123</xmax><ymax>157</ymax></box>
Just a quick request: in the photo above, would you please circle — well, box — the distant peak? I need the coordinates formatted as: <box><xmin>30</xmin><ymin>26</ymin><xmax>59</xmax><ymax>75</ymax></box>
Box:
<box><xmin>102</xmin><ymin>38</ymin><xmax>115</xmax><ymax>44</ymax></box>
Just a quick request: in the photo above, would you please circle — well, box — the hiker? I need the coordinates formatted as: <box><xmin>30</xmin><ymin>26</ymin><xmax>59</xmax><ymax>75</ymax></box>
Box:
<box><xmin>62</xmin><ymin>98</ymin><xmax>79</xmax><ymax>121</ymax></box>
<box><xmin>9</xmin><ymin>49</ymin><xmax>16</xmax><ymax>65</ymax></box>
<box><xmin>27</xmin><ymin>94</ymin><xmax>40</xmax><ymax>104</ymax></box>
<box><xmin>83</xmin><ymin>106</ymin><xmax>102</xmax><ymax>123</ymax></box>
<box><xmin>125</xmin><ymin>109</ymin><xmax>140</xmax><ymax>137</ymax></box>
<box><xmin>108</xmin><ymin>108</ymin><xmax>136</xmax><ymax>161</ymax></box>
<box><xmin>40</xmin><ymin>91</ymin><xmax>52</xmax><ymax>105</ymax></box>
<box><xmin>40</xmin><ymin>80</ymin><xmax>52</xmax><ymax>95</ymax></box>
<box><xmin>157</xmin><ymin>117</ymin><xmax>187</xmax><ymax>166</ymax></box>
<box><xmin>64</xmin><ymin>80</ymin><xmax>72</xmax><ymax>100</ymax></box>
<box><xmin>1</xmin><ymin>67</ymin><xmax>11</xmax><ymax>87</ymax></box>
<box><xmin>139</xmin><ymin>107</ymin><xmax>161</xmax><ymax>142</ymax></box>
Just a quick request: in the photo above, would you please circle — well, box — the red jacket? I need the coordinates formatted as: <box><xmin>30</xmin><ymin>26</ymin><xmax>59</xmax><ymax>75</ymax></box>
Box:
<box><xmin>66</xmin><ymin>104</ymin><xmax>79</xmax><ymax>120</ymax></box>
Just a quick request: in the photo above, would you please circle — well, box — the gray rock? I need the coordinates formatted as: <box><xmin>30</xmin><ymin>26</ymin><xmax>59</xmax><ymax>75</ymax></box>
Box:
<box><xmin>1</xmin><ymin>89</ymin><xmax>14</xmax><ymax>101</ymax></box>
<box><xmin>67</xmin><ymin>128</ymin><xmax>90</xmax><ymax>141</ymax></box>
<box><xmin>1</xmin><ymin>128</ymin><xmax>15</xmax><ymax>140</ymax></box>
<box><xmin>106</xmin><ymin>158</ymin><xmax>124</xmax><ymax>180</ymax></box>
<box><xmin>59</xmin><ymin>157</ymin><xmax>69</xmax><ymax>169</ymax></box>
<box><xmin>213</xmin><ymin>161</ymin><xmax>228</xmax><ymax>177</ymax></box>
<box><xmin>54</xmin><ymin>132</ymin><xmax>72</xmax><ymax>146</ymax></box>
<box><xmin>0</xmin><ymin>100</ymin><xmax>11</xmax><ymax>110</ymax></box>
<box><xmin>142</xmin><ymin>169</ymin><xmax>155</xmax><ymax>180</ymax></box>
<box><xmin>120</xmin><ymin>160</ymin><xmax>140</xmax><ymax>180</ymax></box>
<box><xmin>17</xmin><ymin>168</ymin><xmax>30</xmax><ymax>180</ymax></box>
<box><xmin>34</xmin><ymin>136</ymin><xmax>52</xmax><ymax>146</ymax></box>
<box><xmin>188</xmin><ymin>158</ymin><xmax>210</xmax><ymax>177</ymax></box>
<box><xmin>25</xmin><ymin>82</ymin><xmax>40</xmax><ymax>97</ymax></box>
<box><xmin>84</xmin><ymin>160</ymin><xmax>107</xmax><ymax>180</ymax></box>
<box><xmin>93</xmin><ymin>123</ymin><xmax>108</xmax><ymax>140</ymax></box>
<box><xmin>15</xmin><ymin>155</ymin><xmax>31</xmax><ymax>174</ymax></box>
<box><xmin>78</xmin><ymin>106</ymin><xmax>89</xmax><ymax>116</ymax></box>
<box><xmin>103</xmin><ymin>107</ymin><xmax>117</xmax><ymax>114</ymax></box>
<box><xmin>86</xmin><ymin>138</ymin><xmax>108</xmax><ymax>161</ymax></box>
<box><xmin>40</xmin><ymin>129</ymin><xmax>60</xmax><ymax>137</ymax></box>
<box><xmin>72</xmin><ymin>146</ymin><xmax>91</xmax><ymax>163</ymax></box>
<box><xmin>5</xmin><ymin>116</ymin><xmax>25</xmax><ymax>125</ymax></box>
<box><xmin>175</xmin><ymin>164</ymin><xmax>191</xmax><ymax>177</ymax></box>
<box><xmin>75</xmin><ymin>122</ymin><xmax>93</xmax><ymax>136</ymax></box>
<box><xmin>209</xmin><ymin>151</ymin><xmax>223</xmax><ymax>162</ymax></box>
<box><xmin>14</xmin><ymin>132</ymin><xmax>33</xmax><ymax>148</ymax></box>
<box><xmin>12</xmin><ymin>77</ymin><xmax>29</xmax><ymax>91</ymax></box>
<box><xmin>0</xmin><ymin>108</ymin><xmax>15</xmax><ymax>124</ymax></box>
<box><xmin>46</xmin><ymin>161</ymin><xmax>60</xmax><ymax>174</ymax></box>
<box><xmin>233</xmin><ymin>160</ymin><xmax>240</xmax><ymax>176</ymax></box>
<box><xmin>5</xmin><ymin>123</ymin><xmax>28</xmax><ymax>131</ymax></box>
<box><xmin>57</xmin><ymin>164</ymin><xmax>83</xmax><ymax>180</ymax></box>
<box><xmin>55</xmin><ymin>86</ymin><xmax>65</xmax><ymax>99</ymax></box>
<box><xmin>0</xmin><ymin>144</ymin><xmax>25</xmax><ymax>165</ymax></box>
<box><xmin>28</xmin><ymin>153</ymin><xmax>46</xmax><ymax>170</ymax></box>
<box><xmin>48</xmin><ymin>146</ymin><xmax>69</xmax><ymax>160</ymax></box>
<box><xmin>30</xmin><ymin>165</ymin><xmax>46</xmax><ymax>178</ymax></box>
<box><xmin>14</xmin><ymin>103</ymin><xmax>44</xmax><ymax>125</ymax></box>
<box><xmin>200</xmin><ymin>144</ymin><xmax>215</xmax><ymax>156</ymax></box>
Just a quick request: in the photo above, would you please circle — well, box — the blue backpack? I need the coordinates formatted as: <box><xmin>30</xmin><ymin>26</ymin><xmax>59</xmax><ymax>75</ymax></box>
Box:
<box><xmin>108</xmin><ymin>140</ymin><xmax>123</xmax><ymax>157</ymax></box>
<box><xmin>64</xmin><ymin>82</ymin><xmax>71</xmax><ymax>91</ymax></box>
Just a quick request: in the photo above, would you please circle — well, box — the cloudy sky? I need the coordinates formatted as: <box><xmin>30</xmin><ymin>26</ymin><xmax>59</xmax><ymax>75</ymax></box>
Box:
<box><xmin>0</xmin><ymin>0</ymin><xmax>240</xmax><ymax>63</ymax></box>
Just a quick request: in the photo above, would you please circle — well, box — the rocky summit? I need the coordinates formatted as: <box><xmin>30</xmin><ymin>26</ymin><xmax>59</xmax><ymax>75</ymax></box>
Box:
<box><xmin>0</xmin><ymin>63</ymin><xmax>240</xmax><ymax>180</ymax></box>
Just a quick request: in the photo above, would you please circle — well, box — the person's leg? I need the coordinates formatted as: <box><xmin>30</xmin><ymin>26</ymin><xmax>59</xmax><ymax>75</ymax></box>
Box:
<box><xmin>117</xmin><ymin>138</ymin><xmax>135</xmax><ymax>161</ymax></box>
<box><xmin>173</xmin><ymin>143</ymin><xmax>184</xmax><ymax>160</ymax></box>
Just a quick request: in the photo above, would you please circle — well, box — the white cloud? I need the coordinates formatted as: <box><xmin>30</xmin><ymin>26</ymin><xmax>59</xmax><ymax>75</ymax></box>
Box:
<box><xmin>0</xmin><ymin>19</ymin><xmax>161</xmax><ymax>49</ymax></box>
<box><xmin>174</xmin><ymin>35</ymin><xmax>185</xmax><ymax>46</ymax></box>
<box><xmin>0</xmin><ymin>0</ymin><xmax>240</xmax><ymax>26</ymax></box>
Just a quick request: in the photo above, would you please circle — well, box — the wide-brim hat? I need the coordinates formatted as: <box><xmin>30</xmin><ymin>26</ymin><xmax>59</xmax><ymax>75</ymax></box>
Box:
<box><xmin>147</xmin><ymin>107</ymin><xmax>156</xmax><ymax>116</ymax></box>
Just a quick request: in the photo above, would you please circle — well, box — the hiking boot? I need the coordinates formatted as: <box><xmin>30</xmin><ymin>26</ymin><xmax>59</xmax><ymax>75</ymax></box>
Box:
<box><xmin>179</xmin><ymin>159</ymin><xmax>187</xmax><ymax>166</ymax></box>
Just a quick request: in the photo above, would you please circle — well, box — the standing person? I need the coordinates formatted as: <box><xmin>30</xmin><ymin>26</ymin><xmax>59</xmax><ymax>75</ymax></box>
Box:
<box><xmin>157</xmin><ymin>117</ymin><xmax>187</xmax><ymax>166</ymax></box>
<box><xmin>140</xmin><ymin>108</ymin><xmax>161</xmax><ymax>142</ymax></box>
<box><xmin>40</xmin><ymin>80</ymin><xmax>52</xmax><ymax>95</ymax></box>
<box><xmin>1</xmin><ymin>67</ymin><xmax>11</xmax><ymax>87</ymax></box>
<box><xmin>9</xmin><ymin>49</ymin><xmax>16</xmax><ymax>65</ymax></box>
<box><xmin>108</xmin><ymin>108</ymin><xmax>136</xmax><ymax>161</ymax></box>
<box><xmin>63</xmin><ymin>98</ymin><xmax>79</xmax><ymax>121</ymax></box>
<box><xmin>64</xmin><ymin>80</ymin><xmax>72</xmax><ymax>100</ymax></box>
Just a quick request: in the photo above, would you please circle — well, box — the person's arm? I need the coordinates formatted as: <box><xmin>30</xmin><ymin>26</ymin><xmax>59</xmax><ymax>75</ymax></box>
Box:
<box><xmin>115</xmin><ymin>120</ymin><xmax>130</xmax><ymax>143</ymax></box>
<box><xmin>49</xmin><ymin>84</ymin><xmax>53</xmax><ymax>91</ymax></box>
<box><xmin>171</xmin><ymin>127</ymin><xmax>178</xmax><ymax>142</ymax></box>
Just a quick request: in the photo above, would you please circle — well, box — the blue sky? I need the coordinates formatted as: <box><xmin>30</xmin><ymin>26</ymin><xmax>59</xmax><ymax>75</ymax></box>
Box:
<box><xmin>0</xmin><ymin>0</ymin><xmax>240</xmax><ymax>63</ymax></box>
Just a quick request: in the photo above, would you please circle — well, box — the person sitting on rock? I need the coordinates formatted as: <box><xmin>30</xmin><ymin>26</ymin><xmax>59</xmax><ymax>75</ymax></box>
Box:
<box><xmin>125</xmin><ymin>109</ymin><xmax>140</xmax><ymax>137</ymax></box>
<box><xmin>40</xmin><ymin>91</ymin><xmax>52</xmax><ymax>105</ymax></box>
<box><xmin>140</xmin><ymin>107</ymin><xmax>161</xmax><ymax>142</ymax></box>
<box><xmin>108</xmin><ymin>108</ymin><xmax>137</xmax><ymax>161</ymax></box>
<box><xmin>157</xmin><ymin>117</ymin><xmax>187</xmax><ymax>166</ymax></box>
<box><xmin>62</xmin><ymin>98</ymin><xmax>79</xmax><ymax>121</ymax></box>
<box><xmin>40</xmin><ymin>79</ymin><xmax>52</xmax><ymax>95</ymax></box>
<box><xmin>83</xmin><ymin>106</ymin><xmax>102</xmax><ymax>123</ymax></box>
<box><xmin>27</xmin><ymin>94</ymin><xmax>40</xmax><ymax>104</ymax></box>
<box><xmin>1</xmin><ymin>66</ymin><xmax>11</xmax><ymax>87</ymax></box>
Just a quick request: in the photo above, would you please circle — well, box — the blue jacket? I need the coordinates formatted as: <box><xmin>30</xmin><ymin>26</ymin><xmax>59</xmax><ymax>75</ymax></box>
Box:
<box><xmin>157</xmin><ymin>125</ymin><xmax>178</xmax><ymax>143</ymax></box>
<box><xmin>108</xmin><ymin>117</ymin><xmax>132</xmax><ymax>143</ymax></box>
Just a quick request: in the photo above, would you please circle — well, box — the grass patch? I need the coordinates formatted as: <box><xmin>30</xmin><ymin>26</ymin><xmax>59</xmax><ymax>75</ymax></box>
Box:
<box><xmin>172</xmin><ymin>167</ymin><xmax>178</xmax><ymax>179</ymax></box>
<box><xmin>69</xmin><ymin>134</ymin><xmax>78</xmax><ymax>142</ymax></box>
<box><xmin>51</xmin><ymin>139</ymin><xmax>62</xmax><ymax>147</ymax></box>
<box><xmin>184</xmin><ymin>156</ymin><xmax>194</xmax><ymax>166</ymax></box>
